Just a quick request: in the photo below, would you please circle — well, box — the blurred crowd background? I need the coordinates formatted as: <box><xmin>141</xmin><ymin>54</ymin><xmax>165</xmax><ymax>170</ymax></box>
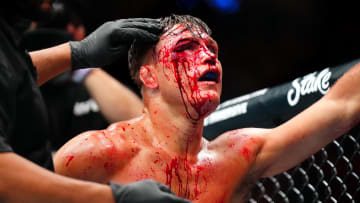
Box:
<box><xmin>46</xmin><ymin>0</ymin><xmax>360</xmax><ymax>101</ymax></box>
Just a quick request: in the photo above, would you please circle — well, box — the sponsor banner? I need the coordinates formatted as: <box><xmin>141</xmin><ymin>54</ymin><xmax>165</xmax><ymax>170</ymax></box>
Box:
<box><xmin>203</xmin><ymin>59</ymin><xmax>360</xmax><ymax>140</ymax></box>
<box><xmin>287</xmin><ymin>68</ymin><xmax>331</xmax><ymax>106</ymax></box>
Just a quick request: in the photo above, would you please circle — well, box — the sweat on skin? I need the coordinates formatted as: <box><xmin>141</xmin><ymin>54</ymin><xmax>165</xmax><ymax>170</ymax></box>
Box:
<box><xmin>54</xmin><ymin>20</ymin><xmax>359</xmax><ymax>203</ymax></box>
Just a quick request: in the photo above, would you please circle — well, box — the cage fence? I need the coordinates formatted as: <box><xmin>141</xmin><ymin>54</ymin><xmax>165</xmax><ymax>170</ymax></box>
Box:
<box><xmin>247</xmin><ymin>126</ymin><xmax>360</xmax><ymax>203</ymax></box>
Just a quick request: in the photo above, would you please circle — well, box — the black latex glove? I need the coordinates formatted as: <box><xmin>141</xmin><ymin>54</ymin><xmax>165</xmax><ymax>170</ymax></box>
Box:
<box><xmin>109</xmin><ymin>180</ymin><xmax>192</xmax><ymax>203</ymax></box>
<box><xmin>70</xmin><ymin>18</ymin><xmax>162</xmax><ymax>69</ymax></box>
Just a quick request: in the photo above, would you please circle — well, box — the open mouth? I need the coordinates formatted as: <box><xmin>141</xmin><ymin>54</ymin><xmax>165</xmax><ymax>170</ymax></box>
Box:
<box><xmin>198</xmin><ymin>70</ymin><xmax>220</xmax><ymax>83</ymax></box>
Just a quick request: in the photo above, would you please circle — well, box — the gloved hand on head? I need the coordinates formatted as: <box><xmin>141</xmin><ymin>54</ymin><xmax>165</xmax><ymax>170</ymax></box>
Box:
<box><xmin>109</xmin><ymin>179</ymin><xmax>192</xmax><ymax>203</ymax></box>
<box><xmin>70</xmin><ymin>18</ymin><xmax>163</xmax><ymax>70</ymax></box>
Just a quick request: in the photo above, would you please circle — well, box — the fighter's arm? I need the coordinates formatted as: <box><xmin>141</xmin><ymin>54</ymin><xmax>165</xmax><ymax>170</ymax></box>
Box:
<box><xmin>83</xmin><ymin>69</ymin><xmax>143</xmax><ymax>123</ymax></box>
<box><xmin>0</xmin><ymin>152</ymin><xmax>114</xmax><ymax>203</ymax></box>
<box><xmin>251</xmin><ymin>63</ymin><xmax>360</xmax><ymax>177</ymax></box>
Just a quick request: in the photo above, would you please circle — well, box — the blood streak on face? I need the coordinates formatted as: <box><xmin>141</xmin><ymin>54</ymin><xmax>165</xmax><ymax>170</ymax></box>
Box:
<box><xmin>156</xmin><ymin>25</ymin><xmax>217</xmax><ymax>199</ymax></box>
<box><xmin>157</xmin><ymin>25</ymin><xmax>220</xmax><ymax>121</ymax></box>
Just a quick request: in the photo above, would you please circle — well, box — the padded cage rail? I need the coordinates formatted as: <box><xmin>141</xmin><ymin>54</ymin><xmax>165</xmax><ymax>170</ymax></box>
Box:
<box><xmin>203</xmin><ymin>59</ymin><xmax>360</xmax><ymax>202</ymax></box>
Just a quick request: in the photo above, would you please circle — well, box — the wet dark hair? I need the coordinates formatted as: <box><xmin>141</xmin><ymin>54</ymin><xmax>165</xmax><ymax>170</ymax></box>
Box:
<box><xmin>128</xmin><ymin>14</ymin><xmax>212</xmax><ymax>88</ymax></box>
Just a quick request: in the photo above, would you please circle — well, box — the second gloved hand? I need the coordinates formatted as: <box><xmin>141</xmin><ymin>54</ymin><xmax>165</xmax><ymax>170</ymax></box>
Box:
<box><xmin>109</xmin><ymin>179</ymin><xmax>191</xmax><ymax>203</ymax></box>
<box><xmin>70</xmin><ymin>18</ymin><xmax>163</xmax><ymax>69</ymax></box>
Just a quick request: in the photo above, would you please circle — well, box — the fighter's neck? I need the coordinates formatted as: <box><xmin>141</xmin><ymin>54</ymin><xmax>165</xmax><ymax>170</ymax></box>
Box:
<box><xmin>142</xmin><ymin>102</ymin><xmax>205</xmax><ymax>156</ymax></box>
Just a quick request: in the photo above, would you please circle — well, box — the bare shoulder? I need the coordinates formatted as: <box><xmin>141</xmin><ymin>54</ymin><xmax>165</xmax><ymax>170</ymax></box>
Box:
<box><xmin>210</xmin><ymin>128</ymin><xmax>268</xmax><ymax>148</ymax></box>
<box><xmin>54</xmin><ymin>122</ymin><xmax>140</xmax><ymax>183</ymax></box>
<box><xmin>209</xmin><ymin>128</ymin><xmax>269</xmax><ymax>160</ymax></box>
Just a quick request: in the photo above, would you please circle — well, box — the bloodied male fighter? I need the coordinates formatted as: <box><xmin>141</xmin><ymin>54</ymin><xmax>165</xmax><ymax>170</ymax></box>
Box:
<box><xmin>54</xmin><ymin>15</ymin><xmax>360</xmax><ymax>202</ymax></box>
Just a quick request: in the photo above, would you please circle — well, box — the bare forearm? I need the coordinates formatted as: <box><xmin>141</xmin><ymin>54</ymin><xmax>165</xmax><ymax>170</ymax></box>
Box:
<box><xmin>259</xmin><ymin>99</ymin><xmax>346</xmax><ymax>177</ymax></box>
<box><xmin>257</xmin><ymin>63</ymin><xmax>360</xmax><ymax>177</ymax></box>
<box><xmin>84</xmin><ymin>69</ymin><xmax>143</xmax><ymax>123</ymax></box>
<box><xmin>0</xmin><ymin>153</ymin><xmax>114</xmax><ymax>203</ymax></box>
<box><xmin>29</xmin><ymin>43</ymin><xmax>72</xmax><ymax>86</ymax></box>
<box><xmin>325</xmin><ymin>62</ymin><xmax>360</xmax><ymax>125</ymax></box>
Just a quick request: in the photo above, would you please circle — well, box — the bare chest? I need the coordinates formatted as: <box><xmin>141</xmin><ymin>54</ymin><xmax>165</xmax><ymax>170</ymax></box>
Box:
<box><xmin>109</xmin><ymin>149</ymin><xmax>254</xmax><ymax>203</ymax></box>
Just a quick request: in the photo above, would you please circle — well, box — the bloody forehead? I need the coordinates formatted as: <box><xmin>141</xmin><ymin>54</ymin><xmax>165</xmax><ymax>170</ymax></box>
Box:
<box><xmin>158</xmin><ymin>25</ymin><xmax>217</xmax><ymax>52</ymax></box>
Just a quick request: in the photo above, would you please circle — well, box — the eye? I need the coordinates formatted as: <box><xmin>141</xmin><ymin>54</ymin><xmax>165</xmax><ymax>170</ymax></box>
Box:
<box><xmin>174</xmin><ymin>41</ymin><xmax>197</xmax><ymax>52</ymax></box>
<box><xmin>208</xmin><ymin>45</ymin><xmax>218</xmax><ymax>55</ymax></box>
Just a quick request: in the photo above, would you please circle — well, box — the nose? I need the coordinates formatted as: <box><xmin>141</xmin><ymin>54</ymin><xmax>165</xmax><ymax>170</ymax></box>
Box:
<box><xmin>201</xmin><ymin>47</ymin><xmax>217</xmax><ymax>66</ymax></box>
<box><xmin>204</xmin><ymin>56</ymin><xmax>216</xmax><ymax>66</ymax></box>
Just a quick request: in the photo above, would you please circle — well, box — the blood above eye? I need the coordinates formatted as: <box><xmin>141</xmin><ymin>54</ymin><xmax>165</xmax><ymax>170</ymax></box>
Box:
<box><xmin>175</xmin><ymin>44</ymin><xmax>194</xmax><ymax>52</ymax></box>
<box><xmin>174</xmin><ymin>41</ymin><xmax>198</xmax><ymax>52</ymax></box>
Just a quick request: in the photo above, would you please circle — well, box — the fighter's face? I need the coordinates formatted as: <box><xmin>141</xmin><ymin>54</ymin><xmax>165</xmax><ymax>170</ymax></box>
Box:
<box><xmin>154</xmin><ymin>24</ymin><xmax>222</xmax><ymax>120</ymax></box>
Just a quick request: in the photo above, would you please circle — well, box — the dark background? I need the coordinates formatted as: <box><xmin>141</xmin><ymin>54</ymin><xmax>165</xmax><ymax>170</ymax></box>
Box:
<box><xmin>66</xmin><ymin>0</ymin><xmax>360</xmax><ymax>102</ymax></box>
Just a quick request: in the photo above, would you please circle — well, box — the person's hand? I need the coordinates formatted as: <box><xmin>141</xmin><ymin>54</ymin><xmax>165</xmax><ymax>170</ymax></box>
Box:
<box><xmin>70</xmin><ymin>18</ymin><xmax>162</xmax><ymax>69</ymax></box>
<box><xmin>109</xmin><ymin>179</ymin><xmax>192</xmax><ymax>203</ymax></box>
